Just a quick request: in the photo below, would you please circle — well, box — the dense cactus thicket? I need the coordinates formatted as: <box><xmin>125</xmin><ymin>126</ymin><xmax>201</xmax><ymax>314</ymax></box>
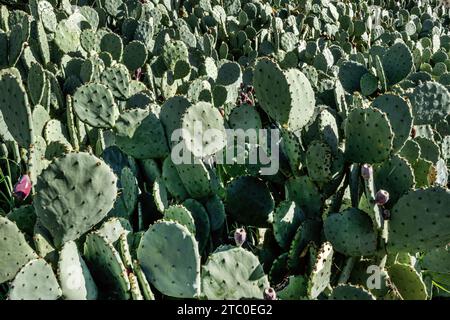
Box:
<box><xmin>0</xmin><ymin>0</ymin><xmax>449</xmax><ymax>300</ymax></box>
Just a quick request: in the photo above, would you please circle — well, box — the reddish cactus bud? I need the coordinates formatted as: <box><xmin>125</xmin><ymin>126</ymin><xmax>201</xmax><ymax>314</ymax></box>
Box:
<box><xmin>361</xmin><ymin>164</ymin><xmax>373</xmax><ymax>180</ymax></box>
<box><xmin>264</xmin><ymin>287</ymin><xmax>277</xmax><ymax>300</ymax></box>
<box><xmin>375</xmin><ymin>189</ymin><xmax>390</xmax><ymax>205</ymax></box>
<box><xmin>234</xmin><ymin>228</ymin><xmax>246</xmax><ymax>246</ymax></box>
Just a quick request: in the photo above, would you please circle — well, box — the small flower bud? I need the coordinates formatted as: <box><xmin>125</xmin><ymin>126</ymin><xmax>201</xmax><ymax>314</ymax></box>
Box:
<box><xmin>264</xmin><ymin>287</ymin><xmax>277</xmax><ymax>300</ymax></box>
<box><xmin>375</xmin><ymin>189</ymin><xmax>390</xmax><ymax>205</ymax></box>
<box><xmin>234</xmin><ymin>228</ymin><xmax>246</xmax><ymax>246</ymax></box>
<box><xmin>361</xmin><ymin>164</ymin><xmax>373</xmax><ymax>180</ymax></box>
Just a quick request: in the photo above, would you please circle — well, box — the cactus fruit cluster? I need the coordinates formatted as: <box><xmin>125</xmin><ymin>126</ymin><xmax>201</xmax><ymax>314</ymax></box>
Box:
<box><xmin>0</xmin><ymin>0</ymin><xmax>450</xmax><ymax>301</ymax></box>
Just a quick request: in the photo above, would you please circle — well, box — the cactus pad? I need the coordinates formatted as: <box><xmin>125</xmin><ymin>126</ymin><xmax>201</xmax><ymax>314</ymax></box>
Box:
<box><xmin>388</xmin><ymin>187</ymin><xmax>450</xmax><ymax>253</ymax></box>
<box><xmin>73</xmin><ymin>83</ymin><xmax>119</xmax><ymax>129</ymax></box>
<box><xmin>0</xmin><ymin>217</ymin><xmax>38</xmax><ymax>283</ymax></box>
<box><xmin>137</xmin><ymin>221</ymin><xmax>201</xmax><ymax>298</ymax></box>
<box><xmin>8</xmin><ymin>258</ymin><xmax>62</xmax><ymax>300</ymax></box>
<box><xmin>345</xmin><ymin>107</ymin><xmax>393</xmax><ymax>164</ymax></box>
<box><xmin>34</xmin><ymin>152</ymin><xmax>118</xmax><ymax>247</ymax></box>
<box><xmin>58</xmin><ymin>241</ymin><xmax>98</xmax><ymax>300</ymax></box>
<box><xmin>202</xmin><ymin>245</ymin><xmax>269</xmax><ymax>300</ymax></box>
<box><xmin>226</xmin><ymin>176</ymin><xmax>274</xmax><ymax>227</ymax></box>
<box><xmin>324</xmin><ymin>208</ymin><xmax>378</xmax><ymax>257</ymax></box>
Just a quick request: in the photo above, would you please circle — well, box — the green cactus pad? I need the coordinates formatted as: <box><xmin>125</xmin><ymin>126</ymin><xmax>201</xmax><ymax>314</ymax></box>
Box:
<box><xmin>286</xmin><ymin>176</ymin><xmax>322</xmax><ymax>219</ymax></box>
<box><xmin>80</xmin><ymin>29</ymin><xmax>101</xmax><ymax>53</ymax></box>
<box><xmin>0</xmin><ymin>217</ymin><xmax>38</xmax><ymax>283</ymax></box>
<box><xmin>308</xmin><ymin>242</ymin><xmax>334</xmax><ymax>299</ymax></box>
<box><xmin>133</xmin><ymin>260</ymin><xmax>155</xmax><ymax>300</ymax></box>
<box><xmin>34</xmin><ymin>152</ymin><xmax>118</xmax><ymax>247</ymax></box>
<box><xmin>162</xmin><ymin>156</ymin><xmax>189</xmax><ymax>201</ymax></box>
<box><xmin>329</xmin><ymin>284</ymin><xmax>375</xmax><ymax>300</ymax></box>
<box><xmin>73</xmin><ymin>83</ymin><xmax>119</xmax><ymax>129</ymax></box>
<box><xmin>36</xmin><ymin>0</ymin><xmax>57</xmax><ymax>32</ymax></box>
<box><xmin>272</xmin><ymin>201</ymin><xmax>305</xmax><ymax>249</ymax></box>
<box><xmin>100</xmin><ymin>64</ymin><xmax>130</xmax><ymax>99</ymax></box>
<box><xmin>253</xmin><ymin>58</ymin><xmax>315</xmax><ymax>131</ymax></box>
<box><xmin>153</xmin><ymin>177</ymin><xmax>168</xmax><ymax>213</ymax></box>
<box><xmin>182</xmin><ymin>199</ymin><xmax>211</xmax><ymax>253</ymax></box>
<box><xmin>388</xmin><ymin>187</ymin><xmax>450</xmax><ymax>253</ymax></box>
<box><xmin>324</xmin><ymin>208</ymin><xmax>378</xmax><ymax>257</ymax></box>
<box><xmin>388</xmin><ymin>263</ymin><xmax>428</xmax><ymax>300</ymax></box>
<box><xmin>27</xmin><ymin>63</ymin><xmax>46</xmax><ymax>106</ymax></box>
<box><xmin>288</xmin><ymin>220</ymin><xmax>322</xmax><ymax>272</ymax></box>
<box><xmin>372</xmin><ymin>93</ymin><xmax>413</xmax><ymax>151</ymax></box>
<box><xmin>137</xmin><ymin>220</ymin><xmax>201</xmax><ymax>298</ymax></box>
<box><xmin>306</xmin><ymin>140</ymin><xmax>333</xmax><ymax>184</ymax></box>
<box><xmin>406</xmin><ymin>81</ymin><xmax>450</xmax><ymax>125</ymax></box>
<box><xmin>0</xmin><ymin>73</ymin><xmax>33</xmax><ymax>147</ymax></box>
<box><xmin>215</xmin><ymin>62</ymin><xmax>242</xmax><ymax>105</ymax></box>
<box><xmin>360</xmin><ymin>73</ymin><xmax>378</xmax><ymax>96</ymax></box>
<box><xmin>123</xmin><ymin>40</ymin><xmax>147</xmax><ymax>71</ymax></box>
<box><xmin>374</xmin><ymin>155</ymin><xmax>415</xmax><ymax>207</ymax></box>
<box><xmin>381</xmin><ymin>42</ymin><xmax>413</xmax><ymax>85</ymax></box>
<box><xmin>277</xmin><ymin>275</ymin><xmax>308</xmax><ymax>300</ymax></box>
<box><xmin>33</xmin><ymin>221</ymin><xmax>58</xmax><ymax>267</ymax></box>
<box><xmin>84</xmin><ymin>232</ymin><xmax>130</xmax><ymax>299</ymax></box>
<box><xmin>43</xmin><ymin>119</ymin><xmax>71</xmax><ymax>147</ymax></box>
<box><xmin>160</xmin><ymin>96</ymin><xmax>191</xmax><ymax>146</ymax></box>
<box><xmin>96</xmin><ymin>217</ymin><xmax>132</xmax><ymax>245</ymax></box>
<box><xmin>163</xmin><ymin>205</ymin><xmax>196</xmax><ymax>235</ymax></box>
<box><xmin>175</xmin><ymin>158</ymin><xmax>213</xmax><ymax>199</ymax></box>
<box><xmin>187</xmin><ymin>79</ymin><xmax>212</xmax><ymax>103</ymax></box>
<box><xmin>110</xmin><ymin>166</ymin><xmax>138</xmax><ymax>219</ymax></box>
<box><xmin>228</xmin><ymin>104</ymin><xmax>262</xmax><ymax>131</ymax></box>
<box><xmin>180</xmin><ymin>102</ymin><xmax>227</xmax><ymax>158</ymax></box>
<box><xmin>399</xmin><ymin>140</ymin><xmax>421</xmax><ymax>163</ymax></box>
<box><xmin>280</xmin><ymin>128</ymin><xmax>303</xmax><ymax>175</ymax></box>
<box><xmin>348</xmin><ymin>259</ymin><xmax>391</xmax><ymax>298</ymax></box>
<box><xmin>269</xmin><ymin>252</ymin><xmax>289</xmax><ymax>285</ymax></box>
<box><xmin>58</xmin><ymin>241</ymin><xmax>98</xmax><ymax>300</ymax></box>
<box><xmin>415</xmin><ymin>137</ymin><xmax>440</xmax><ymax>163</ymax></box>
<box><xmin>412</xmin><ymin>157</ymin><xmax>434</xmax><ymax>188</ymax></box>
<box><xmin>374</xmin><ymin>54</ymin><xmax>388</xmax><ymax>92</ymax></box>
<box><xmin>114</xmin><ymin>108</ymin><xmax>169</xmax><ymax>159</ymax></box>
<box><xmin>8</xmin><ymin>258</ymin><xmax>62</xmax><ymax>300</ymax></box>
<box><xmin>205</xmin><ymin>194</ymin><xmax>226</xmax><ymax>232</ymax></box>
<box><xmin>162</xmin><ymin>40</ymin><xmax>189</xmax><ymax>70</ymax></box>
<box><xmin>202</xmin><ymin>245</ymin><xmax>269</xmax><ymax>300</ymax></box>
<box><xmin>226</xmin><ymin>176</ymin><xmax>274</xmax><ymax>227</ymax></box>
<box><xmin>421</xmin><ymin>245</ymin><xmax>450</xmax><ymax>274</ymax></box>
<box><xmin>8</xmin><ymin>23</ymin><xmax>26</xmax><ymax>66</ymax></box>
<box><xmin>6</xmin><ymin>205</ymin><xmax>36</xmax><ymax>237</ymax></box>
<box><xmin>338</xmin><ymin>60</ymin><xmax>368</xmax><ymax>93</ymax></box>
<box><xmin>54</xmin><ymin>20</ymin><xmax>80</xmax><ymax>53</ymax></box>
<box><xmin>344</xmin><ymin>107</ymin><xmax>393</xmax><ymax>164</ymax></box>
<box><xmin>100</xmin><ymin>32</ymin><xmax>123</xmax><ymax>61</ymax></box>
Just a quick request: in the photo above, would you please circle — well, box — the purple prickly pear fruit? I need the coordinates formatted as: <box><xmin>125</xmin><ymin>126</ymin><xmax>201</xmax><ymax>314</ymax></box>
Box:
<box><xmin>264</xmin><ymin>287</ymin><xmax>277</xmax><ymax>300</ymax></box>
<box><xmin>13</xmin><ymin>175</ymin><xmax>31</xmax><ymax>201</ymax></box>
<box><xmin>383</xmin><ymin>209</ymin><xmax>391</xmax><ymax>220</ymax></box>
<box><xmin>375</xmin><ymin>189</ymin><xmax>390</xmax><ymax>205</ymax></box>
<box><xmin>361</xmin><ymin>164</ymin><xmax>373</xmax><ymax>180</ymax></box>
<box><xmin>234</xmin><ymin>228</ymin><xmax>246</xmax><ymax>246</ymax></box>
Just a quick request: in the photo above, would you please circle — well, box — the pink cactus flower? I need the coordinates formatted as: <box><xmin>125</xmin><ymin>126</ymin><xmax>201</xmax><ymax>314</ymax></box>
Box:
<box><xmin>13</xmin><ymin>175</ymin><xmax>31</xmax><ymax>201</ymax></box>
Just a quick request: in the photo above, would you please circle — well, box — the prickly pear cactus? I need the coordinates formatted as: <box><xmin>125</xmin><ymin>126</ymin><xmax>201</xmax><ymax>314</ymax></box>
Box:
<box><xmin>33</xmin><ymin>152</ymin><xmax>118</xmax><ymax>247</ymax></box>
<box><xmin>137</xmin><ymin>221</ymin><xmax>201</xmax><ymax>298</ymax></box>
<box><xmin>0</xmin><ymin>0</ymin><xmax>449</xmax><ymax>302</ymax></box>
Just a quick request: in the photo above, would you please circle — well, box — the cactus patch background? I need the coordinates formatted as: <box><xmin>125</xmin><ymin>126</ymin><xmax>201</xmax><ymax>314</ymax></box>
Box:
<box><xmin>0</xmin><ymin>0</ymin><xmax>449</xmax><ymax>301</ymax></box>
